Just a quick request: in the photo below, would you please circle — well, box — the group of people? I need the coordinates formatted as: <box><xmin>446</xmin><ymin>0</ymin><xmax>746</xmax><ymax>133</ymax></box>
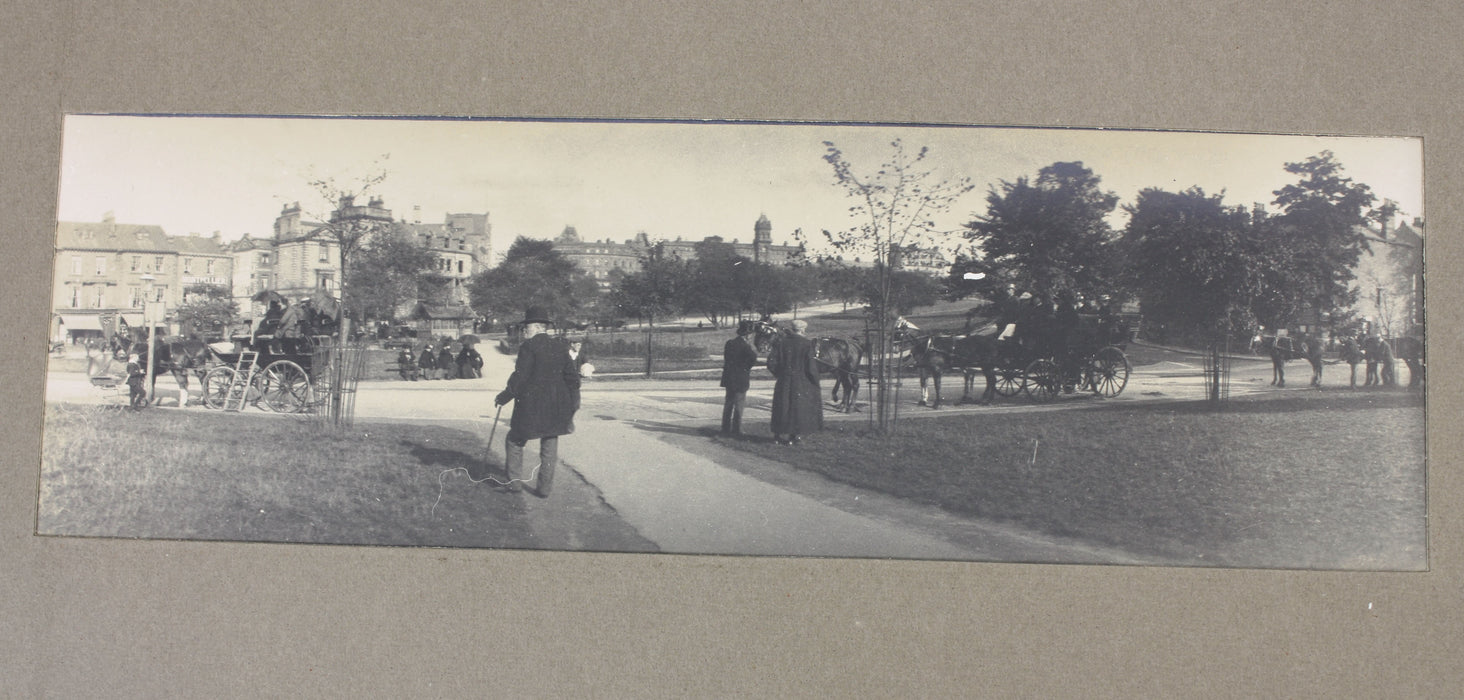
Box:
<box><xmin>397</xmin><ymin>342</ymin><xmax>483</xmax><ymax>381</ymax></box>
<box><xmin>719</xmin><ymin>318</ymin><xmax>822</xmax><ymax>445</ymax></box>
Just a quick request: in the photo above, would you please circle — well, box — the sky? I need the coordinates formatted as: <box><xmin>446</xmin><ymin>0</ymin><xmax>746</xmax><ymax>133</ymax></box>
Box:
<box><xmin>56</xmin><ymin>115</ymin><xmax>1424</xmax><ymax>259</ymax></box>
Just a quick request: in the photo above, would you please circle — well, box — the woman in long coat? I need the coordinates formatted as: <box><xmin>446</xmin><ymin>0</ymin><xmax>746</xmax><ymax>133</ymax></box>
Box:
<box><xmin>767</xmin><ymin>319</ymin><xmax>822</xmax><ymax>445</ymax></box>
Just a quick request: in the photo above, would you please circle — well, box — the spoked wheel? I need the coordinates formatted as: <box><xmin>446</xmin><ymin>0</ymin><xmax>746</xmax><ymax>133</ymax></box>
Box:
<box><xmin>1086</xmin><ymin>346</ymin><xmax>1131</xmax><ymax>398</ymax></box>
<box><xmin>257</xmin><ymin>360</ymin><xmax>312</xmax><ymax>413</ymax></box>
<box><xmin>202</xmin><ymin>366</ymin><xmax>242</xmax><ymax>410</ymax></box>
<box><xmin>994</xmin><ymin>363</ymin><xmax>1026</xmax><ymax>397</ymax></box>
<box><xmin>1022</xmin><ymin>358</ymin><xmax>1061</xmax><ymax>403</ymax></box>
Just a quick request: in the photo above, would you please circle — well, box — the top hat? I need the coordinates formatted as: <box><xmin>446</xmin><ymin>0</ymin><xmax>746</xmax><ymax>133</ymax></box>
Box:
<box><xmin>522</xmin><ymin>307</ymin><xmax>552</xmax><ymax>325</ymax></box>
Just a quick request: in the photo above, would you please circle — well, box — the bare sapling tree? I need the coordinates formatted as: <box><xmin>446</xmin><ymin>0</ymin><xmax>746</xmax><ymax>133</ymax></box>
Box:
<box><xmin>299</xmin><ymin>154</ymin><xmax>393</xmax><ymax>340</ymax></box>
<box><xmin>821</xmin><ymin>139</ymin><xmax>974</xmax><ymax>431</ymax></box>
<box><xmin>295</xmin><ymin>155</ymin><xmax>392</xmax><ymax>428</ymax></box>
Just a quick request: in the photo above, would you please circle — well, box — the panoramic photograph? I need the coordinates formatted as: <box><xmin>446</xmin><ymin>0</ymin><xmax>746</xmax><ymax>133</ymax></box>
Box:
<box><xmin>38</xmin><ymin>115</ymin><xmax>1425</xmax><ymax>570</ymax></box>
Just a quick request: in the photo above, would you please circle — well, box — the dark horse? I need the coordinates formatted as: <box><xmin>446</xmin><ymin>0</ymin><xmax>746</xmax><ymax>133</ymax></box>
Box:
<box><xmin>754</xmin><ymin>321</ymin><xmax>864</xmax><ymax>413</ymax></box>
<box><xmin>1391</xmin><ymin>336</ymin><xmax>1424</xmax><ymax>389</ymax></box>
<box><xmin>112</xmin><ymin>331</ymin><xmax>213</xmax><ymax>406</ymax></box>
<box><xmin>1255</xmin><ymin>332</ymin><xmax>1324</xmax><ymax>388</ymax></box>
<box><xmin>893</xmin><ymin>319</ymin><xmax>1000</xmax><ymax>409</ymax></box>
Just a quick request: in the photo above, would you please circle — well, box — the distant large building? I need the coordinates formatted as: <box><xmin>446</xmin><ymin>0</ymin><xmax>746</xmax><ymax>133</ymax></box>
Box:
<box><xmin>51</xmin><ymin>214</ymin><xmax>234</xmax><ymax>342</ymax></box>
<box><xmin>553</xmin><ymin>214</ymin><xmax>806</xmax><ymax>288</ymax></box>
<box><xmin>233</xmin><ymin>197</ymin><xmax>494</xmax><ymax>318</ymax></box>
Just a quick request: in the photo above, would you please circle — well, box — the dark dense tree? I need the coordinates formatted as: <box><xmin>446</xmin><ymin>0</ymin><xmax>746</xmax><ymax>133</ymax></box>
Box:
<box><xmin>1258</xmin><ymin>150</ymin><xmax>1376</xmax><ymax>327</ymax></box>
<box><xmin>173</xmin><ymin>283</ymin><xmax>238</xmax><ymax>339</ymax></box>
<box><xmin>468</xmin><ymin>237</ymin><xmax>596</xmax><ymax>325</ymax></box>
<box><xmin>608</xmin><ymin>243</ymin><xmax>688</xmax><ymax>327</ymax></box>
<box><xmin>1121</xmin><ymin>187</ymin><xmax>1260</xmax><ymax>343</ymax></box>
<box><xmin>966</xmin><ymin>161</ymin><xmax>1122</xmax><ymax>299</ymax></box>
<box><xmin>345</xmin><ymin>223</ymin><xmax>439</xmax><ymax>322</ymax></box>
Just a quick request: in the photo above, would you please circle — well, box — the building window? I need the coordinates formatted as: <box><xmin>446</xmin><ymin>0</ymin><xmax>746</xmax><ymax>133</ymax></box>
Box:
<box><xmin>183</xmin><ymin>258</ymin><xmax>192</xmax><ymax>274</ymax></box>
<box><xmin>154</xmin><ymin>256</ymin><xmax>164</xmax><ymax>272</ymax></box>
<box><xmin>70</xmin><ymin>286</ymin><xmax>80</xmax><ymax>308</ymax></box>
<box><xmin>71</xmin><ymin>257</ymin><xmax>81</xmax><ymax>275</ymax></box>
<box><xmin>129</xmin><ymin>286</ymin><xmax>142</xmax><ymax>308</ymax></box>
<box><xmin>440</xmin><ymin>236</ymin><xmax>449</xmax><ymax>248</ymax></box>
<box><xmin>130</xmin><ymin>256</ymin><xmax>140</xmax><ymax>272</ymax></box>
<box><xmin>457</xmin><ymin>260</ymin><xmax>464</xmax><ymax>273</ymax></box>
<box><xmin>206</xmin><ymin>259</ymin><xmax>215</xmax><ymax>275</ymax></box>
<box><xmin>458</xmin><ymin>239</ymin><xmax>465</xmax><ymax>251</ymax></box>
<box><xmin>153</xmin><ymin>286</ymin><xmax>166</xmax><ymax>303</ymax></box>
<box><xmin>259</xmin><ymin>252</ymin><xmax>271</xmax><ymax>265</ymax></box>
<box><xmin>93</xmin><ymin>286</ymin><xmax>105</xmax><ymax>308</ymax></box>
<box><xmin>95</xmin><ymin>257</ymin><xmax>106</xmax><ymax>275</ymax></box>
<box><xmin>319</xmin><ymin>244</ymin><xmax>329</xmax><ymax>262</ymax></box>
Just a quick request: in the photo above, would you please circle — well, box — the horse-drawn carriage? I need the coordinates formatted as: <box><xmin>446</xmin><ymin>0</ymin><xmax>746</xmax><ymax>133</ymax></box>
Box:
<box><xmin>108</xmin><ymin>290</ymin><xmax>341</xmax><ymax>412</ymax></box>
<box><xmin>895</xmin><ymin>310</ymin><xmax>1134</xmax><ymax>407</ymax></box>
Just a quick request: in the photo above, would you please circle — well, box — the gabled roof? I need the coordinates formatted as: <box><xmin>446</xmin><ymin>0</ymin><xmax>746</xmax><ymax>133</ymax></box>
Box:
<box><xmin>56</xmin><ymin>221</ymin><xmax>171</xmax><ymax>252</ymax></box>
<box><xmin>170</xmin><ymin>234</ymin><xmax>229</xmax><ymax>256</ymax></box>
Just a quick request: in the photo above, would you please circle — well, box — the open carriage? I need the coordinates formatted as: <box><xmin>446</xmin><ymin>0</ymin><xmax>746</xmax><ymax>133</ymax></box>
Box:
<box><xmin>997</xmin><ymin>312</ymin><xmax>1134</xmax><ymax>402</ymax></box>
<box><xmin>198</xmin><ymin>290</ymin><xmax>342</xmax><ymax>413</ymax></box>
<box><xmin>200</xmin><ymin>337</ymin><xmax>320</xmax><ymax>412</ymax></box>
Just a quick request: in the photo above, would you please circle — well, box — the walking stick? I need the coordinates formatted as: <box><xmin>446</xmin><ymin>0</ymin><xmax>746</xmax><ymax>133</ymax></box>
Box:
<box><xmin>486</xmin><ymin>402</ymin><xmax>504</xmax><ymax>453</ymax></box>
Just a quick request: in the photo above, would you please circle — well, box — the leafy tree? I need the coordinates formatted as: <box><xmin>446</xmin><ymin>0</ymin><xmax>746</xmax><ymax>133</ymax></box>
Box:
<box><xmin>174</xmin><ymin>283</ymin><xmax>238</xmax><ymax>339</ymax></box>
<box><xmin>1260</xmin><ymin>150</ymin><xmax>1377</xmax><ymax>327</ymax></box>
<box><xmin>468</xmin><ymin>237</ymin><xmax>596</xmax><ymax>325</ymax></box>
<box><xmin>682</xmin><ymin>237</ymin><xmax>747</xmax><ymax>327</ymax></box>
<box><xmin>607</xmin><ymin>243</ymin><xmax>687</xmax><ymax>327</ymax></box>
<box><xmin>967</xmin><ymin>161</ymin><xmax>1122</xmax><ymax>299</ymax></box>
<box><xmin>814</xmin><ymin>261</ymin><xmax>867</xmax><ymax>310</ymax></box>
<box><xmin>345</xmin><ymin>223</ymin><xmax>438</xmax><ymax>322</ymax></box>
<box><xmin>1121</xmin><ymin>187</ymin><xmax>1260</xmax><ymax>344</ymax></box>
<box><xmin>821</xmin><ymin>139</ymin><xmax>975</xmax><ymax>431</ymax></box>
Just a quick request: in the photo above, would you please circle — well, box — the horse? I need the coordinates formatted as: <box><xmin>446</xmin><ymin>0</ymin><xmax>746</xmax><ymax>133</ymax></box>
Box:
<box><xmin>1338</xmin><ymin>336</ymin><xmax>1364</xmax><ymax>389</ymax></box>
<box><xmin>1391</xmin><ymin>336</ymin><xmax>1424</xmax><ymax>389</ymax></box>
<box><xmin>1255</xmin><ymin>332</ymin><xmax>1323</xmax><ymax>388</ymax></box>
<box><xmin>754</xmin><ymin>320</ymin><xmax>865</xmax><ymax>413</ymax></box>
<box><xmin>893</xmin><ymin>319</ymin><xmax>999</xmax><ymax>409</ymax></box>
<box><xmin>112</xmin><ymin>331</ymin><xmax>213</xmax><ymax>406</ymax></box>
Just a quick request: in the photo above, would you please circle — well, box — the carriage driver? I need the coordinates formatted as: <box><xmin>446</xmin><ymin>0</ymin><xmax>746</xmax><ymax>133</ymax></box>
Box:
<box><xmin>995</xmin><ymin>284</ymin><xmax>1021</xmax><ymax>341</ymax></box>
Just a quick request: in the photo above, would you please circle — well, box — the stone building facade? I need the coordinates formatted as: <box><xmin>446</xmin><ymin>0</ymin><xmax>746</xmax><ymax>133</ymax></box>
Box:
<box><xmin>552</xmin><ymin>214</ymin><xmax>806</xmax><ymax>288</ymax></box>
<box><xmin>51</xmin><ymin>214</ymin><xmax>234</xmax><ymax>341</ymax></box>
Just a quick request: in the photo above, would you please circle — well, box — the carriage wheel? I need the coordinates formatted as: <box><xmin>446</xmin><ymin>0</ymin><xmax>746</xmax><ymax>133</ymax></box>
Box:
<box><xmin>994</xmin><ymin>363</ymin><xmax>1026</xmax><ymax>397</ymax></box>
<box><xmin>1087</xmin><ymin>346</ymin><xmax>1130</xmax><ymax>398</ymax></box>
<box><xmin>202</xmin><ymin>366</ymin><xmax>241</xmax><ymax>410</ymax></box>
<box><xmin>259</xmin><ymin>360</ymin><xmax>312</xmax><ymax>413</ymax></box>
<box><xmin>1022</xmin><ymin>359</ymin><xmax>1060</xmax><ymax>403</ymax></box>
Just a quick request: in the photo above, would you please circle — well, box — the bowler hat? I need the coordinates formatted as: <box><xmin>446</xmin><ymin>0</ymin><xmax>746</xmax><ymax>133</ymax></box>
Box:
<box><xmin>522</xmin><ymin>306</ymin><xmax>552</xmax><ymax>325</ymax></box>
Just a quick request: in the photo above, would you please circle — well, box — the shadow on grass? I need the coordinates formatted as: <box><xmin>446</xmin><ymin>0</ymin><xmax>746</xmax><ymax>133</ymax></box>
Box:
<box><xmin>401</xmin><ymin>439</ymin><xmax>498</xmax><ymax>475</ymax></box>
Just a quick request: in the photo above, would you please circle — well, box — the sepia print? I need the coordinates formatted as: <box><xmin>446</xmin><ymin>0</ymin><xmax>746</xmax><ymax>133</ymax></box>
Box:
<box><xmin>39</xmin><ymin>115</ymin><xmax>1425</xmax><ymax>570</ymax></box>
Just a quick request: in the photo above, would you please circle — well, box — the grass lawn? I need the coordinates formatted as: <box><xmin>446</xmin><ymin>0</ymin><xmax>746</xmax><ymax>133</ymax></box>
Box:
<box><xmin>725</xmin><ymin>391</ymin><xmax>1427</xmax><ymax>570</ymax></box>
<box><xmin>38</xmin><ymin>405</ymin><xmax>573</xmax><ymax>549</ymax></box>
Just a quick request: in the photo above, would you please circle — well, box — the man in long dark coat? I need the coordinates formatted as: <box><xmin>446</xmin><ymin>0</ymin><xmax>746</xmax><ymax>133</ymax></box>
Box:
<box><xmin>719</xmin><ymin>320</ymin><xmax>760</xmax><ymax>436</ymax></box>
<box><xmin>767</xmin><ymin>319</ymin><xmax>822</xmax><ymax>445</ymax></box>
<box><xmin>494</xmin><ymin>307</ymin><xmax>581</xmax><ymax>497</ymax></box>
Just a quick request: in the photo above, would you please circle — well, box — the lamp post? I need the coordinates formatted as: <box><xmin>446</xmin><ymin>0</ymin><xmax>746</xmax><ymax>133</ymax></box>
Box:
<box><xmin>140</xmin><ymin>273</ymin><xmax>156</xmax><ymax>405</ymax></box>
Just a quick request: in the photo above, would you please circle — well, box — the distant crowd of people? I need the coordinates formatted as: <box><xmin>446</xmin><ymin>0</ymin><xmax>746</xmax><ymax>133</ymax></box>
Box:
<box><xmin>396</xmin><ymin>342</ymin><xmax>483</xmax><ymax>381</ymax></box>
